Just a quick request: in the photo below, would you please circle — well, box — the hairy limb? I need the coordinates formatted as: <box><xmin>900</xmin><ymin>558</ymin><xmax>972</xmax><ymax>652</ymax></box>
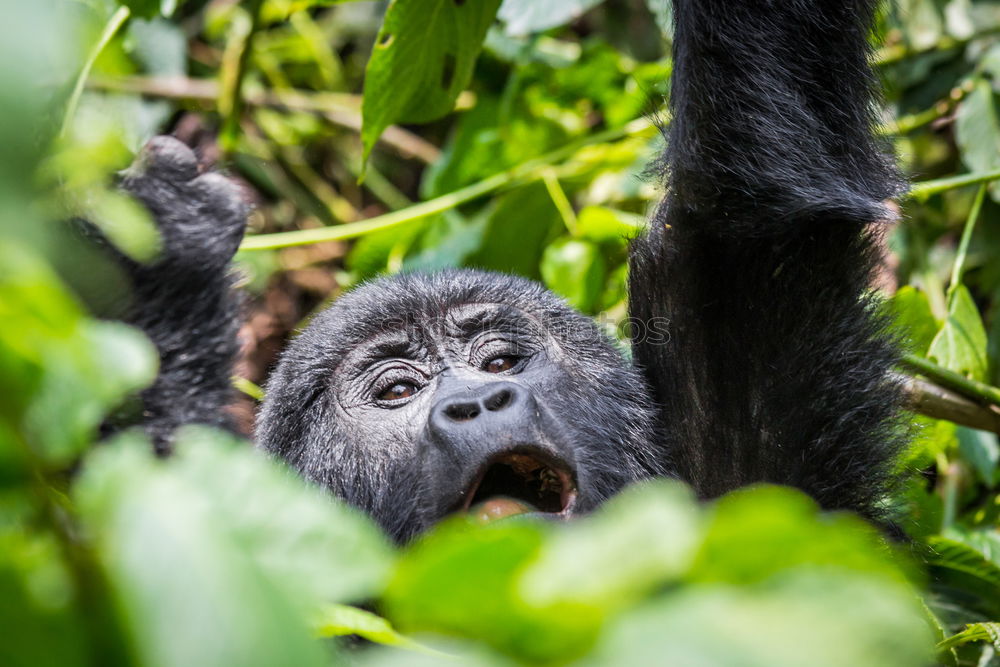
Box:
<box><xmin>107</xmin><ymin>137</ymin><xmax>248</xmax><ymax>452</ymax></box>
<box><xmin>629</xmin><ymin>0</ymin><xmax>905</xmax><ymax>520</ymax></box>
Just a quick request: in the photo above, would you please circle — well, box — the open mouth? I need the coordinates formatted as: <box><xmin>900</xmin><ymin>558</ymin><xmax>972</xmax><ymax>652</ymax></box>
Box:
<box><xmin>460</xmin><ymin>448</ymin><xmax>577</xmax><ymax>523</ymax></box>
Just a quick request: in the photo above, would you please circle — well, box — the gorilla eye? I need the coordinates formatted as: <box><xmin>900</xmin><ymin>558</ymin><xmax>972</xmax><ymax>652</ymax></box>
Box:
<box><xmin>378</xmin><ymin>382</ymin><xmax>418</xmax><ymax>401</ymax></box>
<box><xmin>484</xmin><ymin>356</ymin><xmax>517</xmax><ymax>373</ymax></box>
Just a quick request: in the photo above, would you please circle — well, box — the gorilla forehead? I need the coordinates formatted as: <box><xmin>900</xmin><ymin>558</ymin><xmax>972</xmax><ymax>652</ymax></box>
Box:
<box><xmin>290</xmin><ymin>268</ymin><xmax>624</xmax><ymax>371</ymax></box>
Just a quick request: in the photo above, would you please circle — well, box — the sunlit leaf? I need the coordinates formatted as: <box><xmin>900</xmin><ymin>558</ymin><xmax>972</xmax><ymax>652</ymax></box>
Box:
<box><xmin>520</xmin><ymin>481</ymin><xmax>702</xmax><ymax>611</ymax></box>
<box><xmin>361</xmin><ymin>0</ymin><xmax>502</xmax><ymax>165</ymax></box>
<box><xmin>75</xmin><ymin>431</ymin><xmax>396</xmax><ymax>666</ymax></box>
<box><xmin>312</xmin><ymin>603</ymin><xmax>430</xmax><ymax>652</ymax></box>
<box><xmin>888</xmin><ymin>285</ymin><xmax>939</xmax><ymax>356</ymax></box>
<box><xmin>576</xmin><ymin>205</ymin><xmax>644</xmax><ymax>244</ymax></box>
<box><xmin>937</xmin><ymin>622</ymin><xmax>1000</xmax><ymax>651</ymax></box>
<box><xmin>928</xmin><ymin>285</ymin><xmax>989</xmax><ymax>381</ymax></box>
<box><xmin>585</xmin><ymin>571</ymin><xmax>933</xmax><ymax>667</ymax></box>
<box><xmin>540</xmin><ymin>237</ymin><xmax>606</xmax><ymax>312</ymax></box>
<box><xmin>384</xmin><ymin>518</ymin><xmax>598</xmax><ymax>663</ymax></box>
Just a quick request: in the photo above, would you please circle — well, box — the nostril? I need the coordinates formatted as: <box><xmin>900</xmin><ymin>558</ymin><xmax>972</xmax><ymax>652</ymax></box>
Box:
<box><xmin>444</xmin><ymin>402</ymin><xmax>480</xmax><ymax>421</ymax></box>
<box><xmin>484</xmin><ymin>389</ymin><xmax>512</xmax><ymax>412</ymax></box>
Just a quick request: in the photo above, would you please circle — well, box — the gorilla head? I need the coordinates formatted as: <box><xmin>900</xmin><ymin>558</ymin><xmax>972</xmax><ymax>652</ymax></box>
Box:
<box><xmin>257</xmin><ymin>270</ymin><xmax>662</xmax><ymax>542</ymax></box>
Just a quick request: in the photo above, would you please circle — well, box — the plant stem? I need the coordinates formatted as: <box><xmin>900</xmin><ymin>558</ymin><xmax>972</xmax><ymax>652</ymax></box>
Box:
<box><xmin>240</xmin><ymin>119</ymin><xmax>654</xmax><ymax>251</ymax></box>
<box><xmin>875</xmin><ymin>27</ymin><xmax>1000</xmax><ymax>66</ymax></box>
<box><xmin>87</xmin><ymin>75</ymin><xmax>440</xmax><ymax>163</ymax></box>
<box><xmin>542</xmin><ymin>169</ymin><xmax>578</xmax><ymax>235</ymax></box>
<box><xmin>219</xmin><ymin>0</ymin><xmax>264</xmax><ymax>154</ymax></box>
<box><xmin>949</xmin><ymin>184</ymin><xmax>985</xmax><ymax>291</ymax></box>
<box><xmin>233</xmin><ymin>376</ymin><xmax>264</xmax><ymax>401</ymax></box>
<box><xmin>902</xmin><ymin>353</ymin><xmax>1000</xmax><ymax>407</ymax></box>
<box><xmin>60</xmin><ymin>6</ymin><xmax>130</xmax><ymax>137</ymax></box>
<box><xmin>907</xmin><ymin>168</ymin><xmax>1000</xmax><ymax>202</ymax></box>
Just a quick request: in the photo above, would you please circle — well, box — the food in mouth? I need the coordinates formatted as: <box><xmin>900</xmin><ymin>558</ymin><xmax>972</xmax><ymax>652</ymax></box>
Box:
<box><xmin>462</xmin><ymin>451</ymin><xmax>577</xmax><ymax>523</ymax></box>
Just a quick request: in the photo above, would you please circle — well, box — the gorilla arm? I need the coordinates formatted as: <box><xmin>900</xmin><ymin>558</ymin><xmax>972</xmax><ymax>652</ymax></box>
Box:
<box><xmin>110</xmin><ymin>137</ymin><xmax>248</xmax><ymax>453</ymax></box>
<box><xmin>628</xmin><ymin>0</ymin><xmax>906</xmax><ymax>520</ymax></box>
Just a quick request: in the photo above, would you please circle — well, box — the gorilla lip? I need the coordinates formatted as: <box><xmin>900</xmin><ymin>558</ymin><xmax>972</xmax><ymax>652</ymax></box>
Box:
<box><xmin>460</xmin><ymin>448</ymin><xmax>577</xmax><ymax>519</ymax></box>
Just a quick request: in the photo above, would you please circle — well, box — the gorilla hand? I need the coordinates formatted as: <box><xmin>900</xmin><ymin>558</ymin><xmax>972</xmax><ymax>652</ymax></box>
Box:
<box><xmin>121</xmin><ymin>135</ymin><xmax>248</xmax><ymax>272</ymax></box>
<box><xmin>108</xmin><ymin>136</ymin><xmax>249</xmax><ymax>453</ymax></box>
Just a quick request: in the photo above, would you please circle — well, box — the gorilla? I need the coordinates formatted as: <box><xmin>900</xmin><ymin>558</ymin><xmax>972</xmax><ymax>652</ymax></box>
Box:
<box><xmin>109</xmin><ymin>0</ymin><xmax>906</xmax><ymax>543</ymax></box>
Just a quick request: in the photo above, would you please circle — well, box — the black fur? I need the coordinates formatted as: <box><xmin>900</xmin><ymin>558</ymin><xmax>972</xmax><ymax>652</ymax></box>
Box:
<box><xmin>104</xmin><ymin>0</ymin><xmax>906</xmax><ymax>536</ymax></box>
<box><xmin>628</xmin><ymin>0</ymin><xmax>905</xmax><ymax>521</ymax></box>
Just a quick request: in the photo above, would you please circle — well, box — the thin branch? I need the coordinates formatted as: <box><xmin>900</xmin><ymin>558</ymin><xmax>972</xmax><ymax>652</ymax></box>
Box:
<box><xmin>61</xmin><ymin>6</ymin><xmax>131</xmax><ymax>137</ymax></box>
<box><xmin>218</xmin><ymin>0</ymin><xmax>265</xmax><ymax>154</ymax></box>
<box><xmin>949</xmin><ymin>184</ymin><xmax>985</xmax><ymax>290</ymax></box>
<box><xmin>239</xmin><ymin>119</ymin><xmax>655</xmax><ymax>251</ymax></box>
<box><xmin>87</xmin><ymin>75</ymin><xmax>440</xmax><ymax>163</ymax></box>
<box><xmin>907</xmin><ymin>168</ymin><xmax>1000</xmax><ymax>202</ymax></box>
<box><xmin>902</xmin><ymin>353</ymin><xmax>1000</xmax><ymax>408</ymax></box>
<box><xmin>897</xmin><ymin>372</ymin><xmax>1000</xmax><ymax>435</ymax></box>
<box><xmin>875</xmin><ymin>27</ymin><xmax>1000</xmax><ymax>66</ymax></box>
<box><xmin>879</xmin><ymin>79</ymin><xmax>975</xmax><ymax>136</ymax></box>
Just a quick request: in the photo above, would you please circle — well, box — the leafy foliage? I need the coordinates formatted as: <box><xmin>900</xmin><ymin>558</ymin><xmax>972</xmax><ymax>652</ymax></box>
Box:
<box><xmin>1</xmin><ymin>0</ymin><xmax>1000</xmax><ymax>664</ymax></box>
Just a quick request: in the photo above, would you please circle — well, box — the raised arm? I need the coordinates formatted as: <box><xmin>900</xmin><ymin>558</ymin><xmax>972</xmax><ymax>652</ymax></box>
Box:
<box><xmin>107</xmin><ymin>137</ymin><xmax>248</xmax><ymax>453</ymax></box>
<box><xmin>629</xmin><ymin>0</ymin><xmax>906</xmax><ymax>520</ymax></box>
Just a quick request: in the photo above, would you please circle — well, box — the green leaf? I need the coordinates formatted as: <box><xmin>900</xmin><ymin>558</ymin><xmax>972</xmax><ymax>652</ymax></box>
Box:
<box><xmin>312</xmin><ymin>603</ymin><xmax>432</xmax><ymax>653</ymax></box>
<box><xmin>690</xmin><ymin>486</ymin><xmax>912</xmax><ymax>586</ymax></box>
<box><xmin>955</xmin><ymin>77</ymin><xmax>1000</xmax><ymax>202</ymax></box>
<box><xmin>75</xmin><ymin>435</ymin><xmax>329</xmax><ymax>667</ymax></box>
<box><xmin>465</xmin><ymin>183</ymin><xmax>563</xmax><ymax>279</ymax></box>
<box><xmin>888</xmin><ymin>285</ymin><xmax>939</xmax><ymax>356</ymax></box>
<box><xmin>928</xmin><ymin>284</ymin><xmax>989</xmax><ymax>381</ymax></box>
<box><xmin>540</xmin><ymin>237</ymin><xmax>607</xmax><ymax>312</ymax></box>
<box><xmin>585</xmin><ymin>571</ymin><xmax>933</xmax><ymax>667</ymax></box>
<box><xmin>520</xmin><ymin>481</ymin><xmax>702</xmax><ymax>612</ymax></box>
<box><xmin>937</xmin><ymin>622</ymin><xmax>1000</xmax><ymax>651</ymax></box>
<box><xmin>925</xmin><ymin>536</ymin><xmax>1000</xmax><ymax>618</ymax></box>
<box><xmin>118</xmin><ymin>0</ymin><xmax>160</xmax><ymax>19</ymax></box>
<box><xmin>75</xmin><ymin>431</ymin><xmax>396</xmax><ymax>666</ymax></box>
<box><xmin>384</xmin><ymin>518</ymin><xmax>597</xmax><ymax>663</ymax></box>
<box><xmin>0</xmin><ymin>246</ymin><xmax>157</xmax><ymax>463</ymax></box>
<box><xmin>575</xmin><ymin>205</ymin><xmax>644</xmax><ymax>244</ymax></box>
<box><xmin>956</xmin><ymin>426</ymin><xmax>1000</xmax><ymax>486</ymax></box>
<box><xmin>360</xmin><ymin>0</ymin><xmax>503</xmax><ymax>165</ymax></box>
<box><xmin>498</xmin><ymin>0</ymin><xmax>604</xmax><ymax>36</ymax></box>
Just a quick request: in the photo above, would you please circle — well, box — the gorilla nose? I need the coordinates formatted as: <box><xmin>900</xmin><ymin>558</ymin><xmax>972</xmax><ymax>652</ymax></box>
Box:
<box><xmin>429</xmin><ymin>381</ymin><xmax>529</xmax><ymax>435</ymax></box>
<box><xmin>442</xmin><ymin>385</ymin><xmax>515</xmax><ymax>421</ymax></box>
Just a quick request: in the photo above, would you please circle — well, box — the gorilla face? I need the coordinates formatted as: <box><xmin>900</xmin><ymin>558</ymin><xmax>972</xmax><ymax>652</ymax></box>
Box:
<box><xmin>257</xmin><ymin>270</ymin><xmax>663</xmax><ymax>542</ymax></box>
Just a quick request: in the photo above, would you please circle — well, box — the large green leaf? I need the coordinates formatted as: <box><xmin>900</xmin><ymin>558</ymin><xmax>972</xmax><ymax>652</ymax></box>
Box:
<box><xmin>75</xmin><ymin>431</ymin><xmax>396</xmax><ymax>666</ymax></box>
<box><xmin>384</xmin><ymin>518</ymin><xmax>598</xmax><ymax>663</ymax></box>
<box><xmin>361</xmin><ymin>0</ymin><xmax>502</xmax><ymax>165</ymax></box>
<box><xmin>0</xmin><ymin>246</ymin><xmax>157</xmax><ymax>465</ymax></box>
<box><xmin>928</xmin><ymin>284</ymin><xmax>989</xmax><ymax>381</ymax></box>
<box><xmin>690</xmin><ymin>487</ymin><xmax>914</xmax><ymax>586</ymax></box>
<box><xmin>520</xmin><ymin>481</ymin><xmax>702</xmax><ymax>612</ymax></box>
<box><xmin>584</xmin><ymin>572</ymin><xmax>933</xmax><ymax>667</ymax></box>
